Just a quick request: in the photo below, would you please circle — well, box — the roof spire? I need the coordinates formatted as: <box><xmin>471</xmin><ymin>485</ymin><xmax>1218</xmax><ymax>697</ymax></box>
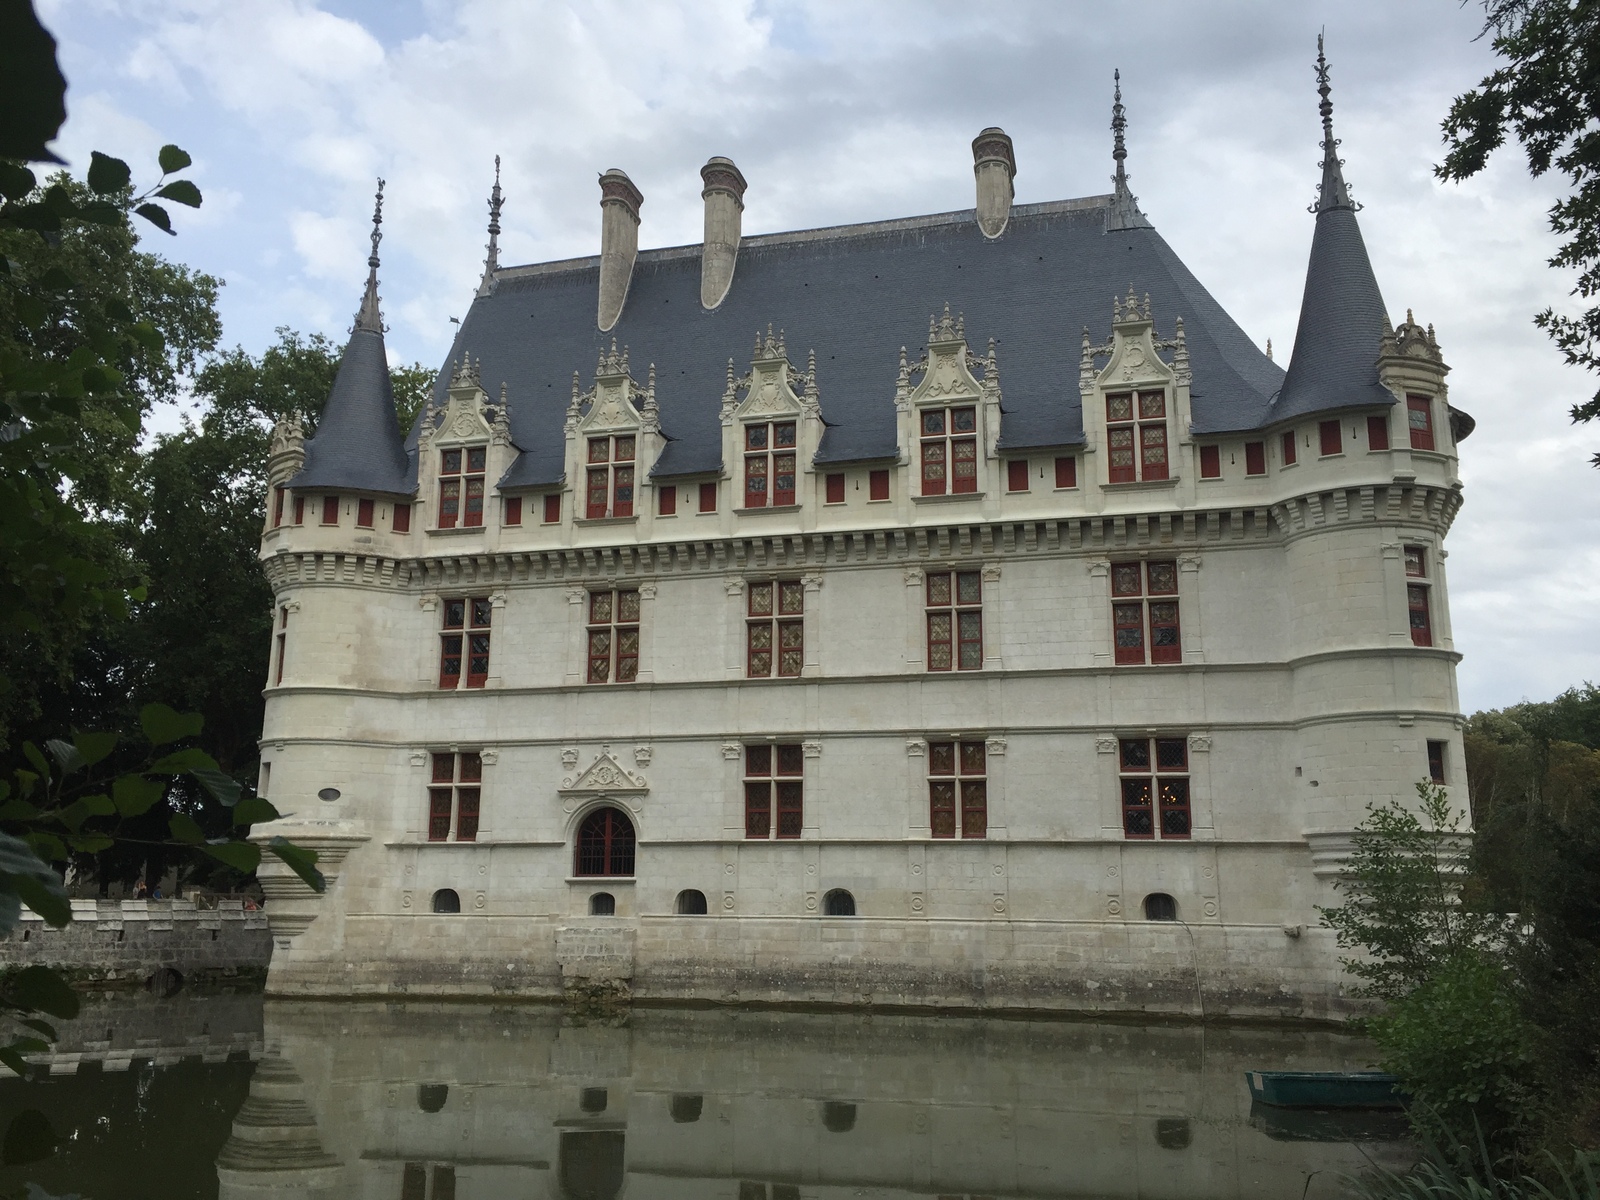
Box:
<box><xmin>1106</xmin><ymin>70</ymin><xmax>1150</xmax><ymax>232</ymax></box>
<box><xmin>1311</xmin><ymin>33</ymin><xmax>1359</xmax><ymax>213</ymax></box>
<box><xmin>477</xmin><ymin>156</ymin><xmax>504</xmax><ymax>298</ymax></box>
<box><xmin>355</xmin><ymin>178</ymin><xmax>385</xmax><ymax>332</ymax></box>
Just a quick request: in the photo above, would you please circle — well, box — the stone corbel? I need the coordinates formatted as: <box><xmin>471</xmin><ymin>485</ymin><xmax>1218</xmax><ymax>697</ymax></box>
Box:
<box><xmin>903</xmin><ymin>567</ymin><xmax>925</xmax><ymax>586</ymax></box>
<box><xmin>802</xmin><ymin>741</ymin><xmax>822</xmax><ymax>759</ymax></box>
<box><xmin>985</xmin><ymin>736</ymin><xmax>1008</xmax><ymax>757</ymax></box>
<box><xmin>419</xmin><ymin>594</ymin><xmax>440</xmax><ymax>612</ymax></box>
<box><xmin>1187</xmin><ymin>734</ymin><xmax>1211</xmax><ymax>754</ymax></box>
<box><xmin>905</xmin><ymin>738</ymin><xmax>927</xmax><ymax>757</ymax></box>
<box><xmin>981</xmin><ymin>564</ymin><xmax>1002</xmax><ymax>582</ymax></box>
<box><xmin>566</xmin><ymin>586</ymin><xmax>587</xmax><ymax>605</ymax></box>
<box><xmin>1095</xmin><ymin>735</ymin><xmax>1118</xmax><ymax>754</ymax></box>
<box><xmin>409</xmin><ymin>749</ymin><xmax>429</xmax><ymax>767</ymax></box>
<box><xmin>479</xmin><ymin>748</ymin><xmax>500</xmax><ymax>766</ymax></box>
<box><xmin>722</xmin><ymin>743</ymin><xmax>742</xmax><ymax>760</ymax></box>
<box><xmin>801</xmin><ymin>574</ymin><xmax>824</xmax><ymax>592</ymax></box>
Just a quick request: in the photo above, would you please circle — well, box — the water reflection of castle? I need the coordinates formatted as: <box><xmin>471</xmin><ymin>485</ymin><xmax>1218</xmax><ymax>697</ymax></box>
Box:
<box><xmin>215</xmin><ymin>1002</ymin><xmax>1408</xmax><ymax>1200</ymax></box>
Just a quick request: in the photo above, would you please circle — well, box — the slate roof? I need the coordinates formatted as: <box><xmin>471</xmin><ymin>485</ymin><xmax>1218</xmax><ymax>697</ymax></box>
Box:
<box><xmin>289</xmin><ymin>325</ymin><xmax>416</xmax><ymax>497</ymax></box>
<box><xmin>422</xmin><ymin>197</ymin><xmax>1300</xmax><ymax>492</ymax></box>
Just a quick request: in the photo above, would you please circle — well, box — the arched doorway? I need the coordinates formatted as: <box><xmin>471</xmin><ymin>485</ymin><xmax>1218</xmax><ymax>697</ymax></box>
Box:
<box><xmin>575</xmin><ymin>807</ymin><xmax>636</xmax><ymax>877</ymax></box>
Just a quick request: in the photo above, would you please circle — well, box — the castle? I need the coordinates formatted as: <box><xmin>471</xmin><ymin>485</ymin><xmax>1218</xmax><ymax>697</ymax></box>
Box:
<box><xmin>253</xmin><ymin>49</ymin><xmax>1470</xmax><ymax>1020</ymax></box>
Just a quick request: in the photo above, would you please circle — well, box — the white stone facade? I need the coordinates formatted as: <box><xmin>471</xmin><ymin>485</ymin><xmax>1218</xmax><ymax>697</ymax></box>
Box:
<box><xmin>253</xmin><ymin>248</ymin><xmax>1466</xmax><ymax>1021</ymax></box>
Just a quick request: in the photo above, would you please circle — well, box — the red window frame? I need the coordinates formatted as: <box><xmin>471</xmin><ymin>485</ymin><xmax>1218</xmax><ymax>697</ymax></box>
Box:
<box><xmin>587</xmin><ymin>589</ymin><xmax>640</xmax><ymax>683</ymax></box>
<box><xmin>321</xmin><ymin>495</ymin><xmax>339</xmax><ymax>525</ymax></box>
<box><xmin>1199</xmin><ymin>445</ymin><xmax>1221</xmax><ymax>479</ymax></box>
<box><xmin>427</xmin><ymin>751</ymin><xmax>482</xmax><ymax>842</ymax></box>
<box><xmin>585</xmin><ymin>436</ymin><xmax>635</xmax><ymax>519</ymax></box>
<box><xmin>926</xmin><ymin>570</ymin><xmax>983</xmax><ymax>671</ymax></box>
<box><xmin>698</xmin><ymin>482</ymin><xmax>717</xmax><ymax>513</ymax></box>
<box><xmin>825</xmin><ymin>473</ymin><xmax>845</xmax><ymax>504</ymax></box>
<box><xmin>439</xmin><ymin>447</ymin><xmax>487</xmax><ymax>528</ymax></box>
<box><xmin>743</xmin><ymin>421</ymin><xmax>797</xmax><ymax>508</ymax></box>
<box><xmin>504</xmin><ymin>496</ymin><xmax>521</xmax><ymax>526</ymax></box>
<box><xmin>1006</xmin><ymin>459</ymin><xmax>1029</xmax><ymax>492</ymax></box>
<box><xmin>1367</xmin><ymin>414</ymin><xmax>1390</xmax><ymax>451</ymax></box>
<box><xmin>658</xmin><ymin>485</ymin><xmax>676</xmax><ymax>516</ymax></box>
<box><xmin>1408</xmin><ymin>583</ymin><xmax>1432</xmax><ymax>647</ymax></box>
<box><xmin>747</xmin><ymin>580</ymin><xmax>804</xmax><ymax>678</ymax></box>
<box><xmin>1106</xmin><ymin>390</ymin><xmax>1169</xmax><ymax>483</ymax></box>
<box><xmin>272</xmin><ymin>486</ymin><xmax>286</xmax><ymax>528</ymax></box>
<box><xmin>356</xmin><ymin>498</ymin><xmax>374</xmax><ymax>528</ymax></box>
<box><xmin>928</xmin><ymin>740</ymin><xmax>987</xmax><ymax>838</ymax></box>
<box><xmin>744</xmin><ymin>744</ymin><xmax>803</xmax><ymax>839</ymax></box>
<box><xmin>1118</xmin><ymin>737</ymin><xmax>1191</xmax><ymax>839</ymax></box>
<box><xmin>1319</xmin><ymin>420</ymin><xmax>1343</xmax><ymax>457</ymax></box>
<box><xmin>919</xmin><ymin>405</ymin><xmax>978</xmax><ymax>495</ymax></box>
<box><xmin>293</xmin><ymin>495</ymin><xmax>305</xmax><ymax>524</ymax></box>
<box><xmin>440</xmin><ymin>597</ymin><xmax>492</xmax><ymax>689</ymax></box>
<box><xmin>1281</xmin><ymin>430</ymin><xmax>1297</xmax><ymax>466</ymax></box>
<box><xmin>575</xmin><ymin>806</ymin><xmax>636</xmax><ymax>876</ymax></box>
<box><xmin>543</xmin><ymin>493</ymin><xmax>561</xmax><ymax>524</ymax></box>
<box><xmin>1110</xmin><ymin>560</ymin><xmax>1181</xmax><ymax>665</ymax></box>
<box><xmin>273</xmin><ymin>606</ymin><xmax>288</xmax><ymax>685</ymax></box>
<box><xmin>1245</xmin><ymin>441</ymin><xmax>1266</xmax><ymax>476</ymax></box>
<box><xmin>1055</xmin><ymin>456</ymin><xmax>1077</xmax><ymax>488</ymax></box>
<box><xmin>869</xmin><ymin>469</ymin><xmax>890</xmax><ymax>501</ymax></box>
<box><xmin>1407</xmin><ymin>395</ymin><xmax>1435</xmax><ymax>450</ymax></box>
<box><xmin>393</xmin><ymin>503</ymin><xmax>411</xmax><ymax>533</ymax></box>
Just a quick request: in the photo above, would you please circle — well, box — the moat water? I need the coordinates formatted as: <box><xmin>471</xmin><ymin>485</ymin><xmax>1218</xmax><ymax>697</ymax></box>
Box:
<box><xmin>0</xmin><ymin>992</ymin><xmax>1410</xmax><ymax>1199</ymax></box>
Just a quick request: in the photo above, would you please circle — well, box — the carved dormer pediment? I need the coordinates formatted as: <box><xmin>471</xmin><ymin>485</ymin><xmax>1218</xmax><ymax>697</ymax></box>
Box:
<box><xmin>725</xmin><ymin>325</ymin><xmax>810</xmax><ymax>423</ymax></box>
<box><xmin>267</xmin><ymin>413</ymin><xmax>306</xmax><ymax>486</ymax></box>
<box><xmin>570</xmin><ymin>340</ymin><xmax>648</xmax><ymax>436</ymax></box>
<box><xmin>1096</xmin><ymin>286</ymin><xmax>1177</xmax><ymax>389</ymax></box>
<box><xmin>559</xmin><ymin>746</ymin><xmax>649</xmax><ymax>797</ymax></box>
<box><xmin>427</xmin><ymin>352</ymin><xmax>495</xmax><ymax>448</ymax></box>
<box><xmin>909</xmin><ymin>304</ymin><xmax>989</xmax><ymax>406</ymax></box>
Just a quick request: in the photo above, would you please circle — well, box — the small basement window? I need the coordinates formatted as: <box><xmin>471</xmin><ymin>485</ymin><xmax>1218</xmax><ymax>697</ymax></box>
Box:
<box><xmin>823</xmin><ymin>889</ymin><xmax>855</xmax><ymax>916</ymax></box>
<box><xmin>431</xmin><ymin>889</ymin><xmax>460</xmax><ymax>914</ymax></box>
<box><xmin>675</xmin><ymin>889</ymin><xmax>708</xmax><ymax>915</ymax></box>
<box><xmin>1144</xmin><ymin>893</ymin><xmax>1178</xmax><ymax>921</ymax></box>
<box><xmin>589</xmin><ymin>891</ymin><xmax>616</xmax><ymax>916</ymax></box>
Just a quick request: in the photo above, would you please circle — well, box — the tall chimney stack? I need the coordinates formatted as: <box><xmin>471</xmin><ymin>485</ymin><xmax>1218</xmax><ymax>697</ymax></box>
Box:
<box><xmin>971</xmin><ymin>128</ymin><xmax>1016</xmax><ymax>239</ymax></box>
<box><xmin>700</xmin><ymin>156</ymin><xmax>747</xmax><ymax>310</ymax></box>
<box><xmin>597</xmin><ymin>168</ymin><xmax>643</xmax><ymax>332</ymax></box>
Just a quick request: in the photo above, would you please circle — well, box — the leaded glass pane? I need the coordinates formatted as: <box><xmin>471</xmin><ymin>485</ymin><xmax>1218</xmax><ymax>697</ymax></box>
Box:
<box><xmin>778</xmin><ymin>581</ymin><xmax>804</xmax><ymax>615</ymax></box>
<box><xmin>928</xmin><ymin>742</ymin><xmax>955</xmax><ymax>776</ymax></box>
<box><xmin>1106</xmin><ymin>394</ymin><xmax>1133</xmax><ymax>422</ymax></box>
<box><xmin>1111</xmin><ymin>564</ymin><xmax>1143</xmax><ymax>596</ymax></box>
<box><xmin>956</xmin><ymin>571</ymin><xmax>981</xmax><ymax>605</ymax></box>
<box><xmin>748</xmin><ymin>582</ymin><xmax>773</xmax><ymax>617</ymax></box>
<box><xmin>590</xmin><ymin>592</ymin><xmax>613</xmax><ymax>623</ymax></box>
<box><xmin>1155</xmin><ymin>738</ymin><xmax>1187</xmax><ymax>771</ymax></box>
<box><xmin>746</xmin><ymin>744</ymin><xmax>771</xmax><ymax>776</ymax></box>
<box><xmin>1147</xmin><ymin>561</ymin><xmax>1177</xmax><ymax>594</ymax></box>
<box><xmin>618</xmin><ymin>590</ymin><xmax>640</xmax><ymax>622</ymax></box>
<box><xmin>960</xmin><ymin>741</ymin><xmax>986</xmax><ymax>776</ymax></box>
<box><xmin>927</xmin><ymin>572</ymin><xmax>951</xmax><ymax>606</ymax></box>
<box><xmin>952</xmin><ymin>406</ymin><xmax>977</xmax><ymax>433</ymax></box>
<box><xmin>921</xmin><ymin>410</ymin><xmax>945</xmax><ymax>436</ymax></box>
<box><xmin>1120</xmin><ymin>738</ymin><xmax>1150</xmax><ymax>771</ymax></box>
<box><xmin>777</xmin><ymin>744</ymin><xmax>804</xmax><ymax>775</ymax></box>
<box><xmin>1138</xmin><ymin>391</ymin><xmax>1166</xmax><ymax>420</ymax></box>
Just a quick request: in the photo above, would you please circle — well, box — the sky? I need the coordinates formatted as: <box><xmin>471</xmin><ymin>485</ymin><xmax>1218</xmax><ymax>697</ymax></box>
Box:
<box><xmin>34</xmin><ymin>0</ymin><xmax>1600</xmax><ymax>714</ymax></box>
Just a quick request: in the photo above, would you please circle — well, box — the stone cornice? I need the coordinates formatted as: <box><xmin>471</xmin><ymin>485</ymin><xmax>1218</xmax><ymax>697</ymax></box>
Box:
<box><xmin>262</xmin><ymin>480</ymin><xmax>1462</xmax><ymax>594</ymax></box>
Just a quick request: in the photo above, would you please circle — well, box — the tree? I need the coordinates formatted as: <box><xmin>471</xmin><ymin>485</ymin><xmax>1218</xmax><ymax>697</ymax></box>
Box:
<box><xmin>1439</xmin><ymin>1</ymin><xmax>1600</xmax><ymax>466</ymax></box>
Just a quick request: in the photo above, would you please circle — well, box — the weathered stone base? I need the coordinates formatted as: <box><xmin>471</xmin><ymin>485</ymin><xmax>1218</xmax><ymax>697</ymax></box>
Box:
<box><xmin>264</xmin><ymin>914</ymin><xmax>1360</xmax><ymax>1024</ymax></box>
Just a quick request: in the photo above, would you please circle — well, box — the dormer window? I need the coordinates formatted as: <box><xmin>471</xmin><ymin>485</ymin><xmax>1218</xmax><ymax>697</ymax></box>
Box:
<box><xmin>920</xmin><ymin>406</ymin><xmax>978</xmax><ymax>495</ymax></box>
<box><xmin>743</xmin><ymin>422</ymin><xmax>797</xmax><ymax>508</ymax></box>
<box><xmin>1107</xmin><ymin>391</ymin><xmax>1168</xmax><ymax>483</ymax></box>
<box><xmin>440</xmin><ymin>447</ymin><xmax>486</xmax><ymax>529</ymax></box>
<box><xmin>586</xmin><ymin>435</ymin><xmax>635</xmax><ymax>519</ymax></box>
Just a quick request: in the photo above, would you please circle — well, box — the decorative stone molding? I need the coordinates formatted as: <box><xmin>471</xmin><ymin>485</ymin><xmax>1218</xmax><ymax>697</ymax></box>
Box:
<box><xmin>725</xmin><ymin>578</ymin><xmax>746</xmax><ymax>596</ymax></box>
<box><xmin>903</xmin><ymin>567</ymin><xmax>925</xmax><ymax>586</ymax></box>
<box><xmin>1095</xmin><ymin>735</ymin><xmax>1118</xmax><ymax>754</ymax></box>
<box><xmin>721</xmin><ymin>743</ymin><xmax>741</xmax><ymax>760</ymax></box>
<box><xmin>566</xmin><ymin>587</ymin><xmax>587</xmax><ymax>605</ymax></box>
<box><xmin>1087</xmin><ymin>560</ymin><xmax>1110</xmax><ymax>578</ymax></box>
<box><xmin>560</xmin><ymin>747</ymin><xmax>580</xmax><ymax>770</ymax></box>
<box><xmin>1178</xmin><ymin>553</ymin><xmax>1202</xmax><ymax>572</ymax></box>
<box><xmin>801</xmin><ymin>574</ymin><xmax>824</xmax><ymax>592</ymax></box>
<box><xmin>981</xmin><ymin>564</ymin><xmax>1002</xmax><ymax>582</ymax></box>
<box><xmin>985</xmin><ymin>736</ymin><xmax>1008</xmax><ymax>757</ymax></box>
<box><xmin>1187</xmin><ymin>734</ymin><xmax>1211</xmax><ymax>753</ymax></box>
<box><xmin>802</xmin><ymin>741</ymin><xmax>822</xmax><ymax>759</ymax></box>
<box><xmin>419</xmin><ymin>594</ymin><xmax>440</xmax><ymax>612</ymax></box>
<box><xmin>637</xmin><ymin>583</ymin><xmax>657</xmax><ymax>600</ymax></box>
<box><xmin>250</xmin><ymin>819</ymin><xmax>370</xmax><ymax>947</ymax></box>
<box><xmin>409</xmin><ymin>749</ymin><xmax>429</xmax><ymax>767</ymax></box>
<box><xmin>634</xmin><ymin>746</ymin><xmax>653</xmax><ymax>767</ymax></box>
<box><xmin>560</xmin><ymin>745</ymin><xmax>648</xmax><ymax>796</ymax></box>
<box><xmin>905</xmin><ymin>738</ymin><xmax>927</xmax><ymax>757</ymax></box>
<box><xmin>479</xmin><ymin>748</ymin><xmax>499</xmax><ymax>766</ymax></box>
<box><xmin>488</xmin><ymin>591</ymin><xmax>507</xmax><ymax>609</ymax></box>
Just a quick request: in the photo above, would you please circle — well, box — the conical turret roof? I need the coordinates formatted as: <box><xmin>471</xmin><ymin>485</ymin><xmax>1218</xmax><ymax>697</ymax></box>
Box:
<box><xmin>289</xmin><ymin>180</ymin><xmax>415</xmax><ymax>498</ymax></box>
<box><xmin>1275</xmin><ymin>37</ymin><xmax>1394</xmax><ymax>422</ymax></box>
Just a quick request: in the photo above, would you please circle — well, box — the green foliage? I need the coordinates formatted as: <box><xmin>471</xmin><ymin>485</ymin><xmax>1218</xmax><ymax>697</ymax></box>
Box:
<box><xmin>392</xmin><ymin>360</ymin><xmax>438</xmax><ymax>432</ymax></box>
<box><xmin>1439</xmin><ymin>2</ymin><xmax>1600</xmax><ymax>466</ymax></box>
<box><xmin>1367</xmin><ymin>951</ymin><xmax>1535</xmax><ymax>1159</ymax></box>
<box><xmin>1346</xmin><ymin>1149</ymin><xmax>1599</xmax><ymax>1200</ymax></box>
<box><xmin>1319</xmin><ymin>782</ymin><xmax>1500</xmax><ymax>1002</ymax></box>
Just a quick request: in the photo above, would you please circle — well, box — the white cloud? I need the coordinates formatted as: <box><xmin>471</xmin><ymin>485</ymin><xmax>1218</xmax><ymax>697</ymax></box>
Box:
<box><xmin>36</xmin><ymin>0</ymin><xmax>1600</xmax><ymax>711</ymax></box>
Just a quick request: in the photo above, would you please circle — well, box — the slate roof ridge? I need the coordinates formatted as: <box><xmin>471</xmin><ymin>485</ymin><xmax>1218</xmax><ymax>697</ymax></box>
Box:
<box><xmin>491</xmin><ymin>194</ymin><xmax>1116</xmax><ymax>283</ymax></box>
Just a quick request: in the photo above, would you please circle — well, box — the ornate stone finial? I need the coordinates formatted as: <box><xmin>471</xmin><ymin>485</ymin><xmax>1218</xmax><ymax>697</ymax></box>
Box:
<box><xmin>493</xmin><ymin>381</ymin><xmax>512</xmax><ymax>442</ymax></box>
<box><xmin>897</xmin><ymin>345</ymin><xmax>911</xmax><ymax>388</ymax></box>
<box><xmin>642</xmin><ymin>362</ymin><xmax>659</xmax><ymax>431</ymax></box>
<box><xmin>803</xmin><ymin>347</ymin><xmax>820</xmax><ymax>410</ymax></box>
<box><xmin>268</xmin><ymin>411</ymin><xmax>306</xmax><ymax>478</ymax></box>
<box><xmin>1106</xmin><ymin>71</ymin><xmax>1151</xmax><ymax>233</ymax></box>
<box><xmin>1143</xmin><ymin>292</ymin><xmax>1151</xmax><ymax>320</ymax></box>
<box><xmin>1310</xmin><ymin>32</ymin><xmax>1360</xmax><ymax>214</ymax></box>
<box><xmin>1173</xmin><ymin>315</ymin><xmax>1191</xmax><ymax>385</ymax></box>
<box><xmin>1112</xmin><ymin>293</ymin><xmax>1122</xmax><ymax>322</ymax></box>
<box><xmin>930</xmin><ymin>302</ymin><xmax>961</xmax><ymax>343</ymax></box>
<box><xmin>1080</xmin><ymin>328</ymin><xmax>1097</xmax><ymax>387</ymax></box>
<box><xmin>1266</xmin><ymin>337</ymin><xmax>1273</xmax><ymax>361</ymax></box>
<box><xmin>354</xmin><ymin>178</ymin><xmax>386</xmax><ymax>332</ymax></box>
<box><xmin>725</xmin><ymin>357</ymin><xmax>737</xmax><ymax>401</ymax></box>
<box><xmin>568</xmin><ymin>370</ymin><xmax>582</xmax><ymax>413</ymax></box>
<box><xmin>985</xmin><ymin>336</ymin><xmax>999</xmax><ymax>387</ymax></box>
<box><xmin>449</xmin><ymin>351</ymin><xmax>482</xmax><ymax>390</ymax></box>
<box><xmin>477</xmin><ymin>155</ymin><xmax>504</xmax><ymax>298</ymax></box>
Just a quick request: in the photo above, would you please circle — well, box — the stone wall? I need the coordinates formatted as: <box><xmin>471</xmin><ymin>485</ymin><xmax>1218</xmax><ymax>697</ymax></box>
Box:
<box><xmin>0</xmin><ymin>899</ymin><xmax>271</xmax><ymax>988</ymax></box>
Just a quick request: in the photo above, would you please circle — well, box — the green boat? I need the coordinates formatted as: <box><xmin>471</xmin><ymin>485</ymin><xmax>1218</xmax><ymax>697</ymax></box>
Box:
<box><xmin>1245</xmin><ymin>1070</ymin><xmax>1404</xmax><ymax>1110</ymax></box>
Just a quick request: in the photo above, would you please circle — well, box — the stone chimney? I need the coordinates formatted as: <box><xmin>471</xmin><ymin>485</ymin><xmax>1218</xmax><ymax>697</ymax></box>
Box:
<box><xmin>971</xmin><ymin>128</ymin><xmax>1016</xmax><ymax>239</ymax></box>
<box><xmin>700</xmin><ymin>156</ymin><xmax>747</xmax><ymax>310</ymax></box>
<box><xmin>597</xmin><ymin>168</ymin><xmax>643</xmax><ymax>332</ymax></box>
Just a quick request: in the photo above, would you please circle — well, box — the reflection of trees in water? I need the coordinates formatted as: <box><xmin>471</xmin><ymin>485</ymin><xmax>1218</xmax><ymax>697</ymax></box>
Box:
<box><xmin>560</xmin><ymin>1130</ymin><xmax>626</xmax><ymax>1200</ymax></box>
